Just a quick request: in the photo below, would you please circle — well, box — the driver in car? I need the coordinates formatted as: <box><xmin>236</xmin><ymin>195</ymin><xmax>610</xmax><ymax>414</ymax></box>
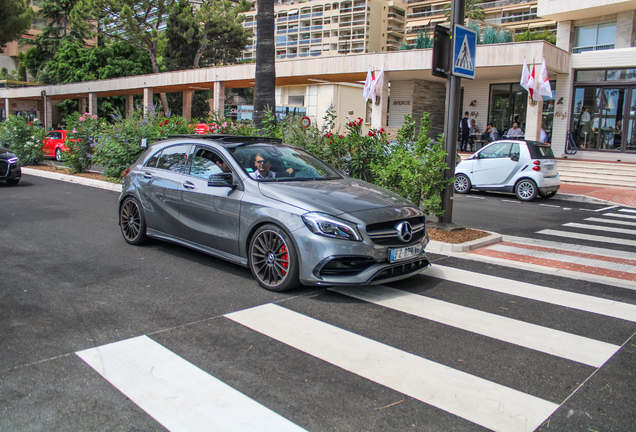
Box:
<box><xmin>251</xmin><ymin>153</ymin><xmax>294</xmax><ymax>179</ymax></box>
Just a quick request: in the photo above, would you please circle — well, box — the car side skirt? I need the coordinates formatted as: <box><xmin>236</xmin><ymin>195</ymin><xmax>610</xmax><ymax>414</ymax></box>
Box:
<box><xmin>147</xmin><ymin>228</ymin><xmax>248</xmax><ymax>267</ymax></box>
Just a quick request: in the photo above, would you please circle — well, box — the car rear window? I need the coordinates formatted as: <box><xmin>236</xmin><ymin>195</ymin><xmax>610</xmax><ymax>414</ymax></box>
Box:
<box><xmin>527</xmin><ymin>142</ymin><xmax>555</xmax><ymax>159</ymax></box>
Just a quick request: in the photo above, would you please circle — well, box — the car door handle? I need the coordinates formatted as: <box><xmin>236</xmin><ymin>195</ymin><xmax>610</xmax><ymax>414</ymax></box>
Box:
<box><xmin>143</xmin><ymin>172</ymin><xmax>153</xmax><ymax>179</ymax></box>
<box><xmin>182</xmin><ymin>181</ymin><xmax>196</xmax><ymax>190</ymax></box>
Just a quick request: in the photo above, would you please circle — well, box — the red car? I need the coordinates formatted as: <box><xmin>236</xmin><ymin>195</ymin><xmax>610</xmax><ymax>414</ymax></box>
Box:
<box><xmin>43</xmin><ymin>130</ymin><xmax>69</xmax><ymax>161</ymax></box>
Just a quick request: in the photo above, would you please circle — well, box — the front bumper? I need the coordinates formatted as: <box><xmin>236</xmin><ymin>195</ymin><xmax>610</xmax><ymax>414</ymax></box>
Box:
<box><xmin>0</xmin><ymin>162</ymin><xmax>21</xmax><ymax>180</ymax></box>
<box><xmin>294</xmin><ymin>227</ymin><xmax>431</xmax><ymax>286</ymax></box>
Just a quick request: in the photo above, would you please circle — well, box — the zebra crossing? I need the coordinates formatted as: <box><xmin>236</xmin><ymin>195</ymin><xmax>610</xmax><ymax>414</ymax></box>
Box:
<box><xmin>76</xmin><ymin>264</ymin><xmax>636</xmax><ymax>432</ymax></box>
<box><xmin>468</xmin><ymin>207</ymin><xmax>636</xmax><ymax>288</ymax></box>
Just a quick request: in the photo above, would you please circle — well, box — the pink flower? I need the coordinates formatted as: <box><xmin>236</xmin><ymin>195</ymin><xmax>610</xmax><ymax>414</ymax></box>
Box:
<box><xmin>72</xmin><ymin>128</ymin><xmax>77</xmax><ymax>133</ymax></box>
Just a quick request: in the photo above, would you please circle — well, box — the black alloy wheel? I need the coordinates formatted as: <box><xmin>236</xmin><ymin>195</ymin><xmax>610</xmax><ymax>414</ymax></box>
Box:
<box><xmin>249</xmin><ymin>224</ymin><xmax>300</xmax><ymax>291</ymax></box>
<box><xmin>120</xmin><ymin>197</ymin><xmax>147</xmax><ymax>245</ymax></box>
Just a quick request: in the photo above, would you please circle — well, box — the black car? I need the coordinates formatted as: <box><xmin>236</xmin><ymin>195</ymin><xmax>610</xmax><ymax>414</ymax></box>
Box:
<box><xmin>0</xmin><ymin>147</ymin><xmax>21</xmax><ymax>185</ymax></box>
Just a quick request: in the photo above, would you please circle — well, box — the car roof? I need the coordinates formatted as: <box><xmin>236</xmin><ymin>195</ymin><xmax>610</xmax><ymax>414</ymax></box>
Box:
<box><xmin>159</xmin><ymin>135</ymin><xmax>283</xmax><ymax>149</ymax></box>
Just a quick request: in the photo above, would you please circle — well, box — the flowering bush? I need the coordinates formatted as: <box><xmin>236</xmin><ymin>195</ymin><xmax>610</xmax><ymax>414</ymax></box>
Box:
<box><xmin>0</xmin><ymin>115</ymin><xmax>45</xmax><ymax>165</ymax></box>
<box><xmin>61</xmin><ymin>112</ymin><xmax>101</xmax><ymax>173</ymax></box>
<box><xmin>93</xmin><ymin>107</ymin><xmax>192</xmax><ymax>178</ymax></box>
<box><xmin>370</xmin><ymin>113</ymin><xmax>451</xmax><ymax>216</ymax></box>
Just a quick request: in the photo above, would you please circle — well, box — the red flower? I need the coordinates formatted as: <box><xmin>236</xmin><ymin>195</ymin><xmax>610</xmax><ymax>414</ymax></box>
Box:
<box><xmin>338</xmin><ymin>135</ymin><xmax>344</xmax><ymax>138</ymax></box>
<box><xmin>368</xmin><ymin>131</ymin><xmax>375</xmax><ymax>136</ymax></box>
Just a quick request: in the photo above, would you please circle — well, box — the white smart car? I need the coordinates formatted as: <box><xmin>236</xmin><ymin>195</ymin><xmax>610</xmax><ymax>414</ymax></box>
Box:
<box><xmin>454</xmin><ymin>140</ymin><xmax>560</xmax><ymax>201</ymax></box>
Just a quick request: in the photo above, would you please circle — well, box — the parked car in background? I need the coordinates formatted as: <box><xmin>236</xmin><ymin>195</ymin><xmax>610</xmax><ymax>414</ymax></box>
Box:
<box><xmin>43</xmin><ymin>130</ymin><xmax>69</xmax><ymax>161</ymax></box>
<box><xmin>454</xmin><ymin>140</ymin><xmax>560</xmax><ymax>201</ymax></box>
<box><xmin>119</xmin><ymin>135</ymin><xmax>430</xmax><ymax>291</ymax></box>
<box><xmin>0</xmin><ymin>146</ymin><xmax>21</xmax><ymax>185</ymax></box>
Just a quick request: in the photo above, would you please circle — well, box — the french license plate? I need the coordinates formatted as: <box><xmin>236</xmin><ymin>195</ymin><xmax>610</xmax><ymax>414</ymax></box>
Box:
<box><xmin>389</xmin><ymin>244</ymin><xmax>422</xmax><ymax>263</ymax></box>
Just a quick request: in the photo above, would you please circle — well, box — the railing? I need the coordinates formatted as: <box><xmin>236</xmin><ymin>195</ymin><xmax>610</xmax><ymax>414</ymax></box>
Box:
<box><xmin>387</xmin><ymin>13</ymin><xmax>405</xmax><ymax>21</ymax></box>
<box><xmin>300</xmin><ymin>13</ymin><xmax>311</xmax><ymax>19</ymax></box>
<box><xmin>481</xmin><ymin>0</ymin><xmax>533</xmax><ymax>10</ymax></box>
<box><xmin>484</xmin><ymin>11</ymin><xmax>538</xmax><ymax>25</ymax></box>
<box><xmin>407</xmin><ymin>9</ymin><xmax>445</xmax><ymax>19</ymax></box>
<box><xmin>312</xmin><ymin>12</ymin><xmax>323</xmax><ymax>17</ymax></box>
<box><xmin>572</xmin><ymin>44</ymin><xmax>615</xmax><ymax>54</ymax></box>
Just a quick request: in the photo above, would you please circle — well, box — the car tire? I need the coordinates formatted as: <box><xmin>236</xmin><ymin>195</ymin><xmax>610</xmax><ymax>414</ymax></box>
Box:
<box><xmin>119</xmin><ymin>196</ymin><xmax>147</xmax><ymax>245</ymax></box>
<box><xmin>6</xmin><ymin>178</ymin><xmax>20</xmax><ymax>186</ymax></box>
<box><xmin>539</xmin><ymin>190</ymin><xmax>557</xmax><ymax>198</ymax></box>
<box><xmin>454</xmin><ymin>174</ymin><xmax>472</xmax><ymax>194</ymax></box>
<box><xmin>249</xmin><ymin>224</ymin><xmax>300</xmax><ymax>292</ymax></box>
<box><xmin>55</xmin><ymin>148</ymin><xmax>62</xmax><ymax>161</ymax></box>
<box><xmin>515</xmin><ymin>179</ymin><xmax>538</xmax><ymax>201</ymax></box>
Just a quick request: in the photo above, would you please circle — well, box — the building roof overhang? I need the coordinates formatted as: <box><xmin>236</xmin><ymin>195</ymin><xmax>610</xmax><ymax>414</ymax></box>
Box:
<box><xmin>2</xmin><ymin>41</ymin><xmax>570</xmax><ymax>101</ymax></box>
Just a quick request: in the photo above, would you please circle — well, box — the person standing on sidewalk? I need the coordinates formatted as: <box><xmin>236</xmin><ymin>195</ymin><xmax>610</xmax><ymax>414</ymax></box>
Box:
<box><xmin>460</xmin><ymin>112</ymin><xmax>470</xmax><ymax>152</ymax></box>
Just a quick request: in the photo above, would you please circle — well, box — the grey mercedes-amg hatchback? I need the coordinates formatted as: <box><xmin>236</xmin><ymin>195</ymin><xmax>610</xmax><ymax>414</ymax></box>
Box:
<box><xmin>118</xmin><ymin>135</ymin><xmax>430</xmax><ymax>291</ymax></box>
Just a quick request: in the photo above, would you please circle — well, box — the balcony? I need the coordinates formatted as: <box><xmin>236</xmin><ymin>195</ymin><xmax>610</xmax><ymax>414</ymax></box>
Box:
<box><xmin>572</xmin><ymin>43</ymin><xmax>615</xmax><ymax>54</ymax></box>
<box><xmin>537</xmin><ymin>0</ymin><xmax>636</xmax><ymax>21</ymax></box>
<box><xmin>481</xmin><ymin>0</ymin><xmax>534</xmax><ymax>10</ymax></box>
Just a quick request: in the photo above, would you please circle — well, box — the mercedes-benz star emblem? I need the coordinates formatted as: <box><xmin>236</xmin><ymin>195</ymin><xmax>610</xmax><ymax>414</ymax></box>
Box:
<box><xmin>395</xmin><ymin>221</ymin><xmax>413</xmax><ymax>243</ymax></box>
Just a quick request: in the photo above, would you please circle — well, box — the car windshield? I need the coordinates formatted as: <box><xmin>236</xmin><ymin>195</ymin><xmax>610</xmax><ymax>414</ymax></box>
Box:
<box><xmin>230</xmin><ymin>144</ymin><xmax>343</xmax><ymax>181</ymax></box>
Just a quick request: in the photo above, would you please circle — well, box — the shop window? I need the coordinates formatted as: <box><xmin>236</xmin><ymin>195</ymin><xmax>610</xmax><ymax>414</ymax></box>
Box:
<box><xmin>488</xmin><ymin>83</ymin><xmax>527</xmax><ymax>136</ymax></box>
<box><xmin>573</xmin><ymin>22</ymin><xmax>616</xmax><ymax>53</ymax></box>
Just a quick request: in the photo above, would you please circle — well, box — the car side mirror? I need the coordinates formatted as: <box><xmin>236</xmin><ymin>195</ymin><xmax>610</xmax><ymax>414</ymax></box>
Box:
<box><xmin>208</xmin><ymin>172</ymin><xmax>234</xmax><ymax>187</ymax></box>
<box><xmin>511</xmin><ymin>154</ymin><xmax>519</xmax><ymax>162</ymax></box>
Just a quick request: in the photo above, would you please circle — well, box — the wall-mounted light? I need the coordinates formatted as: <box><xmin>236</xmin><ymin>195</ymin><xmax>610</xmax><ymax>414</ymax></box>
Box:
<box><xmin>557</xmin><ymin>97</ymin><xmax>564</xmax><ymax>105</ymax></box>
<box><xmin>469</xmin><ymin>100</ymin><xmax>476</xmax><ymax>106</ymax></box>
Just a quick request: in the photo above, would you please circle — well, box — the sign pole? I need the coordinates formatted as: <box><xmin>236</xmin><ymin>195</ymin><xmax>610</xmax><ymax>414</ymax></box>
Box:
<box><xmin>439</xmin><ymin>0</ymin><xmax>466</xmax><ymax>226</ymax></box>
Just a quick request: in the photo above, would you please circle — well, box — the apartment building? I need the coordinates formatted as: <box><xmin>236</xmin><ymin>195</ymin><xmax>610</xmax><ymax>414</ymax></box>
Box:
<box><xmin>240</xmin><ymin>0</ymin><xmax>408</xmax><ymax>60</ymax></box>
<box><xmin>405</xmin><ymin>0</ymin><xmax>555</xmax><ymax>46</ymax></box>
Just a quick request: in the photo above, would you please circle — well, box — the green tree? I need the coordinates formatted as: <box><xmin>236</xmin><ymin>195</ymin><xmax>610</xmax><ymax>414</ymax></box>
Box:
<box><xmin>72</xmin><ymin>0</ymin><xmax>174</xmax><ymax>113</ymax></box>
<box><xmin>39</xmin><ymin>0</ymin><xmax>83</xmax><ymax>38</ymax></box>
<box><xmin>444</xmin><ymin>0</ymin><xmax>485</xmax><ymax>22</ymax></box>
<box><xmin>165</xmin><ymin>0</ymin><xmax>200</xmax><ymax>71</ymax></box>
<box><xmin>253</xmin><ymin>0</ymin><xmax>275</xmax><ymax>129</ymax></box>
<box><xmin>0</xmin><ymin>0</ymin><xmax>35</xmax><ymax>53</ymax></box>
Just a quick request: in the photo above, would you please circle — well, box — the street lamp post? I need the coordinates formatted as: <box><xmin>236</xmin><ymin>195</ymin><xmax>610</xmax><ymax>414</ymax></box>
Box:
<box><xmin>439</xmin><ymin>0</ymin><xmax>466</xmax><ymax>227</ymax></box>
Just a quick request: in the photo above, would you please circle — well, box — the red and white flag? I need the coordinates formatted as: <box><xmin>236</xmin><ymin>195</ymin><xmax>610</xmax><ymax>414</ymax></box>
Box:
<box><xmin>538</xmin><ymin>58</ymin><xmax>552</xmax><ymax>99</ymax></box>
<box><xmin>520</xmin><ymin>58</ymin><xmax>530</xmax><ymax>92</ymax></box>
<box><xmin>363</xmin><ymin>67</ymin><xmax>374</xmax><ymax>102</ymax></box>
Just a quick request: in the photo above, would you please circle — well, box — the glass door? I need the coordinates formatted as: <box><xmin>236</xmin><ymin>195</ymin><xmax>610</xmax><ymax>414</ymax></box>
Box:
<box><xmin>598</xmin><ymin>88</ymin><xmax>626</xmax><ymax>151</ymax></box>
<box><xmin>626</xmin><ymin>87</ymin><xmax>636</xmax><ymax>152</ymax></box>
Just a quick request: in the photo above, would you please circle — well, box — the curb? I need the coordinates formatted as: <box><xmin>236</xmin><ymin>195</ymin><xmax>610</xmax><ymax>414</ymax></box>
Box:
<box><xmin>426</xmin><ymin>230</ymin><xmax>502</xmax><ymax>253</ymax></box>
<box><xmin>22</xmin><ymin>168</ymin><xmax>122</xmax><ymax>192</ymax></box>
<box><xmin>552</xmin><ymin>193</ymin><xmax>618</xmax><ymax>206</ymax></box>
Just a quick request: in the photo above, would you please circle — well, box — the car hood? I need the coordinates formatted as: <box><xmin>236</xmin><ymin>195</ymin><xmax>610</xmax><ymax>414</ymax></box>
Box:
<box><xmin>258</xmin><ymin>178</ymin><xmax>416</xmax><ymax>217</ymax></box>
<box><xmin>0</xmin><ymin>147</ymin><xmax>17</xmax><ymax>160</ymax></box>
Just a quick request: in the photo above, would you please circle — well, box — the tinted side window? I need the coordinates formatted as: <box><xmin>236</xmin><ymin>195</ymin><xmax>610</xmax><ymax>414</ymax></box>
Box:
<box><xmin>189</xmin><ymin>147</ymin><xmax>224</xmax><ymax>179</ymax></box>
<box><xmin>480</xmin><ymin>143</ymin><xmax>511</xmax><ymax>159</ymax></box>
<box><xmin>528</xmin><ymin>143</ymin><xmax>555</xmax><ymax>159</ymax></box>
<box><xmin>48</xmin><ymin>132</ymin><xmax>62</xmax><ymax>140</ymax></box>
<box><xmin>145</xmin><ymin>150</ymin><xmax>162</xmax><ymax>168</ymax></box>
<box><xmin>157</xmin><ymin>145</ymin><xmax>190</xmax><ymax>173</ymax></box>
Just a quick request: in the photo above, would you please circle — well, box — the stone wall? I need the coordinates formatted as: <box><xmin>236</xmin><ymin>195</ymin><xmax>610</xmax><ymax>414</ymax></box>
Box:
<box><xmin>412</xmin><ymin>80</ymin><xmax>446</xmax><ymax>140</ymax></box>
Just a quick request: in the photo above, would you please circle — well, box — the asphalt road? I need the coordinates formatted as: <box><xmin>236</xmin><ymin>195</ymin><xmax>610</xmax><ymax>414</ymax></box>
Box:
<box><xmin>1</xmin><ymin>175</ymin><xmax>634</xmax><ymax>432</ymax></box>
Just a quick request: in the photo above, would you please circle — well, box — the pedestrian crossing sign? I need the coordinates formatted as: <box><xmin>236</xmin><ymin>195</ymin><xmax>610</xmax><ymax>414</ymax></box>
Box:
<box><xmin>452</xmin><ymin>24</ymin><xmax>477</xmax><ymax>80</ymax></box>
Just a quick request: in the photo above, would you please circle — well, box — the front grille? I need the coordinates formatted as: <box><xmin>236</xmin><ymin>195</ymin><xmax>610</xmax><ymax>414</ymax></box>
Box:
<box><xmin>366</xmin><ymin>216</ymin><xmax>426</xmax><ymax>247</ymax></box>
<box><xmin>372</xmin><ymin>258</ymin><xmax>429</xmax><ymax>282</ymax></box>
<box><xmin>0</xmin><ymin>161</ymin><xmax>8</xmax><ymax>177</ymax></box>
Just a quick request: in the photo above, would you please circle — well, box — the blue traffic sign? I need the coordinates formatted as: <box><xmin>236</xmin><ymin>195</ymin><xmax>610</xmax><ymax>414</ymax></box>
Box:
<box><xmin>452</xmin><ymin>24</ymin><xmax>477</xmax><ymax>80</ymax></box>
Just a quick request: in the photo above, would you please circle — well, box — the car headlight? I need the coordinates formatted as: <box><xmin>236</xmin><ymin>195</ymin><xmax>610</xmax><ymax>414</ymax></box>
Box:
<box><xmin>7</xmin><ymin>157</ymin><xmax>18</xmax><ymax>164</ymax></box>
<box><xmin>302</xmin><ymin>212</ymin><xmax>362</xmax><ymax>241</ymax></box>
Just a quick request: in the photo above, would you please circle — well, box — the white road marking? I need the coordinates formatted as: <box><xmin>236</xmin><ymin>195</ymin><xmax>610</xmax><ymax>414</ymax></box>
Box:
<box><xmin>585</xmin><ymin>217</ymin><xmax>636</xmax><ymax>226</ymax></box>
<box><xmin>329</xmin><ymin>286</ymin><xmax>619</xmax><ymax>367</ymax></box>
<box><xmin>536</xmin><ymin>229</ymin><xmax>636</xmax><ymax>247</ymax></box>
<box><xmin>564</xmin><ymin>222</ymin><xmax>636</xmax><ymax>236</ymax></box>
<box><xmin>501</xmin><ymin>199</ymin><xmax>521</xmax><ymax>203</ymax></box>
<box><xmin>425</xmin><ymin>265</ymin><xmax>636</xmax><ymax>323</ymax></box>
<box><xmin>77</xmin><ymin>336</ymin><xmax>307</xmax><ymax>432</ymax></box>
<box><xmin>619</xmin><ymin>209</ymin><xmax>636</xmax><ymax>214</ymax></box>
<box><xmin>596</xmin><ymin>205</ymin><xmax>618</xmax><ymax>212</ymax></box>
<box><xmin>502</xmin><ymin>235</ymin><xmax>636</xmax><ymax>260</ymax></box>
<box><xmin>539</xmin><ymin>204</ymin><xmax>561</xmax><ymax>208</ymax></box>
<box><xmin>226</xmin><ymin>304</ymin><xmax>559</xmax><ymax>432</ymax></box>
<box><xmin>488</xmin><ymin>243</ymin><xmax>636</xmax><ymax>273</ymax></box>
<box><xmin>604</xmin><ymin>212</ymin><xmax>636</xmax><ymax>220</ymax></box>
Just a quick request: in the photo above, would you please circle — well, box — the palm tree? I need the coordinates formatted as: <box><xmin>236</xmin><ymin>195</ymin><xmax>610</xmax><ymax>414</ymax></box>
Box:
<box><xmin>254</xmin><ymin>0</ymin><xmax>275</xmax><ymax>130</ymax></box>
<box><xmin>444</xmin><ymin>0</ymin><xmax>486</xmax><ymax>22</ymax></box>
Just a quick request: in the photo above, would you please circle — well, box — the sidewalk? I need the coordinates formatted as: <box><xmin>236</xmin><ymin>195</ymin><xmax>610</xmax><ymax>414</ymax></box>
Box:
<box><xmin>557</xmin><ymin>183</ymin><xmax>636</xmax><ymax>208</ymax></box>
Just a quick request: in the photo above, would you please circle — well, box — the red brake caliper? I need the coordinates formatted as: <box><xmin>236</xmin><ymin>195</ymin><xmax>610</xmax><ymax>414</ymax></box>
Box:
<box><xmin>280</xmin><ymin>245</ymin><xmax>289</xmax><ymax>275</ymax></box>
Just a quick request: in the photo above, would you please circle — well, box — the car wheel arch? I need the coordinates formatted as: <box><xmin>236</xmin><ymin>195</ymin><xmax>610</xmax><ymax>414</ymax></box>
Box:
<box><xmin>245</xmin><ymin>220</ymin><xmax>301</xmax><ymax>263</ymax></box>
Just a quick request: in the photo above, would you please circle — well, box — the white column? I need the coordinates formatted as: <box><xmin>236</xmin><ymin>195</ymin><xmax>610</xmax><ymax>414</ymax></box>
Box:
<box><xmin>525</xmin><ymin>99</ymin><xmax>543</xmax><ymax>141</ymax></box>
<box><xmin>143</xmin><ymin>88</ymin><xmax>154</xmax><ymax>117</ymax></box>
<box><xmin>45</xmin><ymin>96</ymin><xmax>53</xmax><ymax>131</ymax></box>
<box><xmin>182</xmin><ymin>90</ymin><xmax>194</xmax><ymax>122</ymax></box>
<box><xmin>213</xmin><ymin>82</ymin><xmax>225</xmax><ymax>116</ymax></box>
<box><xmin>88</xmin><ymin>92</ymin><xmax>98</xmax><ymax>117</ymax></box>
<box><xmin>371</xmin><ymin>72</ymin><xmax>389</xmax><ymax>130</ymax></box>
<box><xmin>4</xmin><ymin>97</ymin><xmax>9</xmax><ymax>119</ymax></box>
